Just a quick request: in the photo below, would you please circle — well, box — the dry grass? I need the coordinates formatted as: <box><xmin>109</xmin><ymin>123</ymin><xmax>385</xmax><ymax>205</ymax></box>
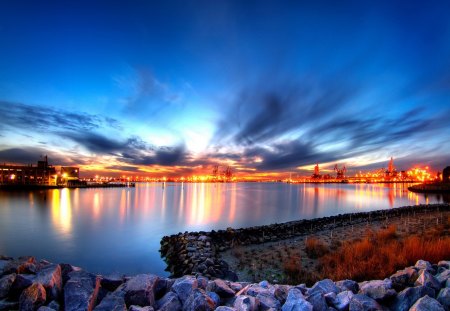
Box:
<box><xmin>305</xmin><ymin>237</ymin><xmax>329</xmax><ymax>259</ymax></box>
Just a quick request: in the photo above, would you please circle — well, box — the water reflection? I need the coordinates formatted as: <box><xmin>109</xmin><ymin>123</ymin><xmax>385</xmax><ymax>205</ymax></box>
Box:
<box><xmin>50</xmin><ymin>189</ymin><xmax>72</xmax><ymax>240</ymax></box>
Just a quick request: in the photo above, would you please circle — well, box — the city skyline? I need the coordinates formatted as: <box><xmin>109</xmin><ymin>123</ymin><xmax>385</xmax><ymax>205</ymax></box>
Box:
<box><xmin>1</xmin><ymin>1</ymin><xmax>450</xmax><ymax>177</ymax></box>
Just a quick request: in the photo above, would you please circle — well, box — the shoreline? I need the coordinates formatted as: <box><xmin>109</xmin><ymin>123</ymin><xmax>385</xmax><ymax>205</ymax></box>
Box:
<box><xmin>160</xmin><ymin>203</ymin><xmax>450</xmax><ymax>280</ymax></box>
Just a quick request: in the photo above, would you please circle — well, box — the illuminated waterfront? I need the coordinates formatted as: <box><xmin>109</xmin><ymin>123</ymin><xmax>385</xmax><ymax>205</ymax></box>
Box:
<box><xmin>0</xmin><ymin>182</ymin><xmax>447</xmax><ymax>276</ymax></box>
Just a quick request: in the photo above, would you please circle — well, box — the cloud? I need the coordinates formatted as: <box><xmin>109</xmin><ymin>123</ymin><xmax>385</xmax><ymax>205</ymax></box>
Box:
<box><xmin>0</xmin><ymin>147</ymin><xmax>82</xmax><ymax>166</ymax></box>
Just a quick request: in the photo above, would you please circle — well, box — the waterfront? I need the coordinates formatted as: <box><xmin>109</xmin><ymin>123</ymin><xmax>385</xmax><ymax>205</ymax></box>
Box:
<box><xmin>0</xmin><ymin>182</ymin><xmax>447</xmax><ymax>276</ymax></box>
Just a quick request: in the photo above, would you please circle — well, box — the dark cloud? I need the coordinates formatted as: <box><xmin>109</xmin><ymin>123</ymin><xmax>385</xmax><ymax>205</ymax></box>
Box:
<box><xmin>105</xmin><ymin>165</ymin><xmax>140</xmax><ymax>172</ymax></box>
<box><xmin>131</xmin><ymin>144</ymin><xmax>187</xmax><ymax>166</ymax></box>
<box><xmin>0</xmin><ymin>147</ymin><xmax>80</xmax><ymax>166</ymax></box>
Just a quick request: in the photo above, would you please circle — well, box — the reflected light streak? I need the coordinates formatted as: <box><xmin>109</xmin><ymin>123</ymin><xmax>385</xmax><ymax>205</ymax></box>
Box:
<box><xmin>50</xmin><ymin>189</ymin><xmax>72</xmax><ymax>239</ymax></box>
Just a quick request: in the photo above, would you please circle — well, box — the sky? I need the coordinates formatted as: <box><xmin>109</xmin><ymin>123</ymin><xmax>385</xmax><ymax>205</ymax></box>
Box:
<box><xmin>0</xmin><ymin>0</ymin><xmax>449</xmax><ymax>178</ymax></box>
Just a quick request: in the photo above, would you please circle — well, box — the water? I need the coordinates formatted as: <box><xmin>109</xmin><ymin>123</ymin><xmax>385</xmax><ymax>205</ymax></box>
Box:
<box><xmin>0</xmin><ymin>182</ymin><xmax>446</xmax><ymax>276</ymax></box>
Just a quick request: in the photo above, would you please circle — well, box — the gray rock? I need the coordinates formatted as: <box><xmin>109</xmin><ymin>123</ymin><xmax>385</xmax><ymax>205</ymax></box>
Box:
<box><xmin>358</xmin><ymin>279</ymin><xmax>396</xmax><ymax>302</ymax></box>
<box><xmin>60</xmin><ymin>263</ymin><xmax>82</xmax><ymax>285</ymax></box>
<box><xmin>197</xmin><ymin>276</ymin><xmax>209</xmax><ymax>290</ymax></box>
<box><xmin>415</xmin><ymin>260</ymin><xmax>433</xmax><ymax>273</ymax></box>
<box><xmin>274</xmin><ymin>285</ymin><xmax>291</xmax><ymax>305</ymax></box>
<box><xmin>156</xmin><ymin>291</ymin><xmax>182</xmax><ymax>311</ymax></box>
<box><xmin>172</xmin><ymin>276</ymin><xmax>198</xmax><ymax>304</ymax></box>
<box><xmin>335</xmin><ymin>280</ymin><xmax>359</xmax><ymax>294</ymax></box>
<box><xmin>207</xmin><ymin>291</ymin><xmax>220</xmax><ymax>306</ymax></box>
<box><xmin>3</xmin><ymin>256</ymin><xmax>37</xmax><ymax>275</ymax></box>
<box><xmin>0</xmin><ymin>299</ymin><xmax>19</xmax><ymax>311</ymax></box>
<box><xmin>47</xmin><ymin>300</ymin><xmax>60</xmax><ymax>310</ymax></box>
<box><xmin>438</xmin><ymin>261</ymin><xmax>450</xmax><ymax>269</ymax></box>
<box><xmin>256</xmin><ymin>292</ymin><xmax>281</xmax><ymax>310</ymax></box>
<box><xmin>215</xmin><ymin>307</ymin><xmax>237</xmax><ymax>311</ymax></box>
<box><xmin>246</xmin><ymin>284</ymin><xmax>271</xmax><ymax>297</ymax></box>
<box><xmin>94</xmin><ymin>292</ymin><xmax>127</xmax><ymax>311</ymax></box>
<box><xmin>414</xmin><ymin>270</ymin><xmax>441</xmax><ymax>292</ymax></box>
<box><xmin>35</xmin><ymin>264</ymin><xmax>62</xmax><ymax>301</ymax></box>
<box><xmin>333</xmin><ymin>290</ymin><xmax>354</xmax><ymax>311</ymax></box>
<box><xmin>123</xmin><ymin>274</ymin><xmax>159</xmax><ymax>307</ymax></box>
<box><xmin>155</xmin><ymin>278</ymin><xmax>175</xmax><ymax>300</ymax></box>
<box><xmin>307</xmin><ymin>292</ymin><xmax>328</xmax><ymax>311</ymax></box>
<box><xmin>64</xmin><ymin>270</ymin><xmax>101</xmax><ymax>311</ymax></box>
<box><xmin>0</xmin><ymin>273</ymin><xmax>15</xmax><ymax>299</ymax></box>
<box><xmin>390</xmin><ymin>268</ymin><xmax>418</xmax><ymax>291</ymax></box>
<box><xmin>437</xmin><ymin>287</ymin><xmax>450</xmax><ymax>310</ymax></box>
<box><xmin>229</xmin><ymin>283</ymin><xmax>243</xmax><ymax>292</ymax></box>
<box><xmin>281</xmin><ymin>288</ymin><xmax>310</xmax><ymax>311</ymax></box>
<box><xmin>233</xmin><ymin>295</ymin><xmax>258</xmax><ymax>311</ymax></box>
<box><xmin>0</xmin><ymin>260</ymin><xmax>11</xmax><ymax>275</ymax></box>
<box><xmin>128</xmin><ymin>306</ymin><xmax>154</xmax><ymax>311</ymax></box>
<box><xmin>100</xmin><ymin>273</ymin><xmax>124</xmax><ymax>292</ymax></box>
<box><xmin>259</xmin><ymin>281</ymin><xmax>270</xmax><ymax>288</ymax></box>
<box><xmin>210</xmin><ymin>279</ymin><xmax>235</xmax><ymax>298</ymax></box>
<box><xmin>409</xmin><ymin>295</ymin><xmax>445</xmax><ymax>311</ymax></box>
<box><xmin>37</xmin><ymin>307</ymin><xmax>56</xmax><ymax>311</ymax></box>
<box><xmin>435</xmin><ymin>270</ymin><xmax>450</xmax><ymax>287</ymax></box>
<box><xmin>308</xmin><ymin>279</ymin><xmax>340</xmax><ymax>296</ymax></box>
<box><xmin>19</xmin><ymin>282</ymin><xmax>46</xmax><ymax>311</ymax></box>
<box><xmin>10</xmin><ymin>274</ymin><xmax>35</xmax><ymax>298</ymax></box>
<box><xmin>389</xmin><ymin>285</ymin><xmax>435</xmax><ymax>311</ymax></box>
<box><xmin>324</xmin><ymin>292</ymin><xmax>336</xmax><ymax>305</ymax></box>
<box><xmin>183</xmin><ymin>288</ymin><xmax>216</xmax><ymax>311</ymax></box>
<box><xmin>348</xmin><ymin>294</ymin><xmax>385</xmax><ymax>311</ymax></box>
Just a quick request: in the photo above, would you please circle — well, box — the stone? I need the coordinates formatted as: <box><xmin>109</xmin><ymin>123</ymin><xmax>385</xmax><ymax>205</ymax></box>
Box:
<box><xmin>307</xmin><ymin>292</ymin><xmax>328</xmax><ymax>311</ymax></box>
<box><xmin>207</xmin><ymin>291</ymin><xmax>220</xmax><ymax>306</ymax></box>
<box><xmin>390</xmin><ymin>268</ymin><xmax>419</xmax><ymax>291</ymax></box>
<box><xmin>172</xmin><ymin>276</ymin><xmax>198</xmax><ymax>304</ymax></box>
<box><xmin>435</xmin><ymin>269</ymin><xmax>450</xmax><ymax>287</ymax></box>
<box><xmin>2</xmin><ymin>256</ymin><xmax>36</xmax><ymax>275</ymax></box>
<box><xmin>123</xmin><ymin>274</ymin><xmax>159</xmax><ymax>307</ymax></box>
<box><xmin>233</xmin><ymin>295</ymin><xmax>259</xmax><ymax>311</ymax></box>
<box><xmin>64</xmin><ymin>270</ymin><xmax>101</xmax><ymax>311</ymax></box>
<box><xmin>197</xmin><ymin>276</ymin><xmax>209</xmax><ymax>290</ymax></box>
<box><xmin>437</xmin><ymin>287</ymin><xmax>450</xmax><ymax>310</ymax></box>
<box><xmin>335</xmin><ymin>280</ymin><xmax>359</xmax><ymax>294</ymax></box>
<box><xmin>0</xmin><ymin>273</ymin><xmax>15</xmax><ymax>299</ymax></box>
<box><xmin>348</xmin><ymin>294</ymin><xmax>384</xmax><ymax>311</ymax></box>
<box><xmin>47</xmin><ymin>300</ymin><xmax>60</xmax><ymax>310</ymax></box>
<box><xmin>210</xmin><ymin>279</ymin><xmax>235</xmax><ymax>298</ymax></box>
<box><xmin>230</xmin><ymin>283</ymin><xmax>243</xmax><ymax>292</ymax></box>
<box><xmin>414</xmin><ymin>270</ymin><xmax>441</xmax><ymax>292</ymax></box>
<box><xmin>183</xmin><ymin>288</ymin><xmax>215</xmax><ymax>311</ymax></box>
<box><xmin>409</xmin><ymin>295</ymin><xmax>445</xmax><ymax>311</ymax></box>
<box><xmin>274</xmin><ymin>285</ymin><xmax>291</xmax><ymax>305</ymax></box>
<box><xmin>415</xmin><ymin>260</ymin><xmax>434</xmax><ymax>273</ymax></box>
<box><xmin>10</xmin><ymin>273</ymin><xmax>35</xmax><ymax>298</ymax></box>
<box><xmin>0</xmin><ymin>299</ymin><xmax>19</xmax><ymax>311</ymax></box>
<box><xmin>256</xmin><ymin>292</ymin><xmax>281</xmax><ymax>310</ymax></box>
<box><xmin>60</xmin><ymin>263</ymin><xmax>82</xmax><ymax>285</ymax></box>
<box><xmin>438</xmin><ymin>261</ymin><xmax>450</xmax><ymax>269</ymax></box>
<box><xmin>332</xmin><ymin>290</ymin><xmax>354</xmax><ymax>311</ymax></box>
<box><xmin>100</xmin><ymin>273</ymin><xmax>124</xmax><ymax>292</ymax></box>
<box><xmin>246</xmin><ymin>284</ymin><xmax>271</xmax><ymax>297</ymax></box>
<box><xmin>358</xmin><ymin>279</ymin><xmax>396</xmax><ymax>302</ymax></box>
<box><xmin>19</xmin><ymin>282</ymin><xmax>46</xmax><ymax>311</ymax></box>
<box><xmin>324</xmin><ymin>292</ymin><xmax>336</xmax><ymax>305</ymax></box>
<box><xmin>216</xmin><ymin>307</ymin><xmax>237</xmax><ymax>311</ymax></box>
<box><xmin>156</xmin><ymin>291</ymin><xmax>182</xmax><ymax>311</ymax></box>
<box><xmin>35</xmin><ymin>264</ymin><xmax>62</xmax><ymax>301</ymax></box>
<box><xmin>281</xmin><ymin>288</ymin><xmax>312</xmax><ymax>311</ymax></box>
<box><xmin>129</xmin><ymin>306</ymin><xmax>154</xmax><ymax>311</ymax></box>
<box><xmin>259</xmin><ymin>281</ymin><xmax>269</xmax><ymax>288</ymax></box>
<box><xmin>94</xmin><ymin>292</ymin><xmax>127</xmax><ymax>311</ymax></box>
<box><xmin>389</xmin><ymin>285</ymin><xmax>435</xmax><ymax>311</ymax></box>
<box><xmin>308</xmin><ymin>279</ymin><xmax>340</xmax><ymax>296</ymax></box>
<box><xmin>37</xmin><ymin>307</ymin><xmax>56</xmax><ymax>311</ymax></box>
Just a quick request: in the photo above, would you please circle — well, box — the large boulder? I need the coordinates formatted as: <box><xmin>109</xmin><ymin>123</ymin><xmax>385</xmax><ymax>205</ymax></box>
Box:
<box><xmin>306</xmin><ymin>292</ymin><xmax>328</xmax><ymax>311</ymax></box>
<box><xmin>335</xmin><ymin>280</ymin><xmax>359</xmax><ymax>294</ymax></box>
<box><xmin>64</xmin><ymin>270</ymin><xmax>101</xmax><ymax>311</ymax></box>
<box><xmin>2</xmin><ymin>257</ymin><xmax>36</xmax><ymax>275</ymax></box>
<box><xmin>0</xmin><ymin>299</ymin><xmax>19</xmax><ymax>311</ymax></box>
<box><xmin>207</xmin><ymin>279</ymin><xmax>235</xmax><ymax>298</ymax></box>
<box><xmin>437</xmin><ymin>287</ymin><xmax>450</xmax><ymax>310</ymax></box>
<box><xmin>19</xmin><ymin>283</ymin><xmax>46</xmax><ymax>311</ymax></box>
<box><xmin>0</xmin><ymin>273</ymin><xmax>15</xmax><ymax>299</ymax></box>
<box><xmin>348</xmin><ymin>294</ymin><xmax>385</xmax><ymax>311</ymax></box>
<box><xmin>389</xmin><ymin>286</ymin><xmax>434</xmax><ymax>311</ymax></box>
<box><xmin>358</xmin><ymin>279</ymin><xmax>396</xmax><ymax>302</ymax></box>
<box><xmin>308</xmin><ymin>279</ymin><xmax>340</xmax><ymax>296</ymax></box>
<box><xmin>123</xmin><ymin>274</ymin><xmax>159</xmax><ymax>307</ymax></box>
<box><xmin>409</xmin><ymin>295</ymin><xmax>445</xmax><ymax>311</ymax></box>
<box><xmin>128</xmin><ymin>306</ymin><xmax>154</xmax><ymax>311</ymax></box>
<box><xmin>256</xmin><ymin>292</ymin><xmax>281</xmax><ymax>310</ymax></box>
<box><xmin>183</xmin><ymin>288</ymin><xmax>216</xmax><ymax>311</ymax></box>
<box><xmin>10</xmin><ymin>274</ymin><xmax>35</xmax><ymax>299</ymax></box>
<box><xmin>171</xmin><ymin>276</ymin><xmax>198</xmax><ymax>304</ymax></box>
<box><xmin>415</xmin><ymin>260</ymin><xmax>434</xmax><ymax>273</ymax></box>
<box><xmin>93</xmin><ymin>292</ymin><xmax>127</xmax><ymax>311</ymax></box>
<box><xmin>332</xmin><ymin>290</ymin><xmax>354</xmax><ymax>311</ymax></box>
<box><xmin>435</xmin><ymin>269</ymin><xmax>450</xmax><ymax>288</ymax></box>
<box><xmin>414</xmin><ymin>270</ymin><xmax>441</xmax><ymax>292</ymax></box>
<box><xmin>156</xmin><ymin>291</ymin><xmax>182</xmax><ymax>311</ymax></box>
<box><xmin>215</xmin><ymin>307</ymin><xmax>237</xmax><ymax>311</ymax></box>
<box><xmin>233</xmin><ymin>295</ymin><xmax>259</xmax><ymax>311</ymax></box>
<box><xmin>438</xmin><ymin>261</ymin><xmax>450</xmax><ymax>270</ymax></box>
<box><xmin>100</xmin><ymin>273</ymin><xmax>124</xmax><ymax>292</ymax></box>
<box><xmin>35</xmin><ymin>264</ymin><xmax>62</xmax><ymax>301</ymax></box>
<box><xmin>281</xmin><ymin>288</ymin><xmax>312</xmax><ymax>311</ymax></box>
<box><xmin>390</xmin><ymin>268</ymin><xmax>418</xmax><ymax>291</ymax></box>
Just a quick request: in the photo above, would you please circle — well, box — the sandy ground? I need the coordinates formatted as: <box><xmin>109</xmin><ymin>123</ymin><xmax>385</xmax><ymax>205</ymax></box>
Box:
<box><xmin>220</xmin><ymin>209</ymin><xmax>450</xmax><ymax>284</ymax></box>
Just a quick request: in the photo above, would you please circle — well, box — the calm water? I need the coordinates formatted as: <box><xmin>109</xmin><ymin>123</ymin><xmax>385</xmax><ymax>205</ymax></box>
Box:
<box><xmin>0</xmin><ymin>182</ymin><xmax>447</xmax><ymax>276</ymax></box>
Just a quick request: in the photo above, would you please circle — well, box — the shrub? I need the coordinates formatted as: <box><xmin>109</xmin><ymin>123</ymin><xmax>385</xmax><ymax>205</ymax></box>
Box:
<box><xmin>305</xmin><ymin>237</ymin><xmax>329</xmax><ymax>258</ymax></box>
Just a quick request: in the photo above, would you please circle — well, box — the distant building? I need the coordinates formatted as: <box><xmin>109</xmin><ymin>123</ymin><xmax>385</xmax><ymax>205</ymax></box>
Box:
<box><xmin>60</xmin><ymin>166</ymin><xmax>80</xmax><ymax>186</ymax></box>
<box><xmin>443</xmin><ymin>166</ymin><xmax>450</xmax><ymax>183</ymax></box>
<box><xmin>0</xmin><ymin>156</ymin><xmax>56</xmax><ymax>185</ymax></box>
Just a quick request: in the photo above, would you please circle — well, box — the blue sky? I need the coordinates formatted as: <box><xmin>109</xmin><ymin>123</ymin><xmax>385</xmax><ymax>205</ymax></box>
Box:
<box><xmin>0</xmin><ymin>0</ymin><xmax>449</xmax><ymax>177</ymax></box>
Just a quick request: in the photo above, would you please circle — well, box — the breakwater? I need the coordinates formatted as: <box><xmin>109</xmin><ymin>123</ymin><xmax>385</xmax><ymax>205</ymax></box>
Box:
<box><xmin>160</xmin><ymin>204</ymin><xmax>450</xmax><ymax>280</ymax></box>
<box><xmin>0</xmin><ymin>256</ymin><xmax>449</xmax><ymax>310</ymax></box>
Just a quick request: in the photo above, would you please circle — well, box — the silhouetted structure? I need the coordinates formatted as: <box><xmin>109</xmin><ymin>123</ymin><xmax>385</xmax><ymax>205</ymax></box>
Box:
<box><xmin>0</xmin><ymin>156</ymin><xmax>56</xmax><ymax>185</ymax></box>
<box><xmin>443</xmin><ymin>166</ymin><xmax>450</xmax><ymax>183</ymax></box>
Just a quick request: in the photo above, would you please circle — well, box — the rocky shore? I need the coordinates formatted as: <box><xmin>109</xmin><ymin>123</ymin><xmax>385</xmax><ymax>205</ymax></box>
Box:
<box><xmin>1</xmin><ymin>255</ymin><xmax>450</xmax><ymax>310</ymax></box>
<box><xmin>160</xmin><ymin>204</ymin><xmax>450</xmax><ymax>280</ymax></box>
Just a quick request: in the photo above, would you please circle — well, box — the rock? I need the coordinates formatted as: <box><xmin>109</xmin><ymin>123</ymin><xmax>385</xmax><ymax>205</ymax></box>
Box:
<box><xmin>246</xmin><ymin>284</ymin><xmax>270</xmax><ymax>297</ymax></box>
<box><xmin>358</xmin><ymin>279</ymin><xmax>396</xmax><ymax>302</ymax></box>
<box><xmin>229</xmin><ymin>283</ymin><xmax>243</xmax><ymax>292</ymax></box>
<box><xmin>94</xmin><ymin>292</ymin><xmax>127</xmax><ymax>311</ymax></box>
<box><xmin>414</xmin><ymin>260</ymin><xmax>434</xmax><ymax>273</ymax></box>
<box><xmin>197</xmin><ymin>276</ymin><xmax>209</xmax><ymax>290</ymax></box>
<box><xmin>207</xmin><ymin>291</ymin><xmax>220</xmax><ymax>306</ymax></box>
<box><xmin>0</xmin><ymin>273</ymin><xmax>15</xmax><ymax>299</ymax></box>
<box><xmin>35</xmin><ymin>264</ymin><xmax>62</xmax><ymax>301</ymax></box>
<box><xmin>172</xmin><ymin>276</ymin><xmax>198</xmax><ymax>304</ymax></box>
<box><xmin>438</xmin><ymin>261</ymin><xmax>450</xmax><ymax>269</ymax></box>
<box><xmin>437</xmin><ymin>287</ymin><xmax>450</xmax><ymax>310</ymax></box>
<box><xmin>60</xmin><ymin>263</ymin><xmax>82</xmax><ymax>285</ymax></box>
<box><xmin>10</xmin><ymin>273</ymin><xmax>35</xmax><ymax>298</ymax></box>
<box><xmin>332</xmin><ymin>290</ymin><xmax>354</xmax><ymax>311</ymax></box>
<box><xmin>37</xmin><ymin>307</ymin><xmax>56</xmax><ymax>311</ymax></box>
<box><xmin>307</xmin><ymin>292</ymin><xmax>328</xmax><ymax>311</ymax></box>
<box><xmin>414</xmin><ymin>270</ymin><xmax>441</xmax><ymax>292</ymax></box>
<box><xmin>281</xmin><ymin>288</ymin><xmax>312</xmax><ymax>311</ymax></box>
<box><xmin>390</xmin><ymin>268</ymin><xmax>419</xmax><ymax>291</ymax></box>
<box><xmin>123</xmin><ymin>274</ymin><xmax>159</xmax><ymax>307</ymax></box>
<box><xmin>19</xmin><ymin>283</ymin><xmax>46</xmax><ymax>311</ymax></box>
<box><xmin>389</xmin><ymin>285</ymin><xmax>435</xmax><ymax>311</ymax></box>
<box><xmin>308</xmin><ymin>279</ymin><xmax>340</xmax><ymax>296</ymax></box>
<box><xmin>348</xmin><ymin>294</ymin><xmax>385</xmax><ymax>311</ymax></box>
<box><xmin>129</xmin><ymin>306</ymin><xmax>154</xmax><ymax>311</ymax></box>
<box><xmin>156</xmin><ymin>291</ymin><xmax>182</xmax><ymax>311</ymax></box>
<box><xmin>256</xmin><ymin>292</ymin><xmax>281</xmax><ymax>310</ymax></box>
<box><xmin>336</xmin><ymin>280</ymin><xmax>359</xmax><ymax>294</ymax></box>
<box><xmin>216</xmin><ymin>307</ymin><xmax>237</xmax><ymax>311</ymax></box>
<box><xmin>259</xmin><ymin>281</ymin><xmax>269</xmax><ymax>288</ymax></box>
<box><xmin>274</xmin><ymin>285</ymin><xmax>291</xmax><ymax>305</ymax></box>
<box><xmin>64</xmin><ymin>270</ymin><xmax>101</xmax><ymax>311</ymax></box>
<box><xmin>47</xmin><ymin>300</ymin><xmax>60</xmax><ymax>310</ymax></box>
<box><xmin>435</xmin><ymin>270</ymin><xmax>450</xmax><ymax>287</ymax></box>
<box><xmin>409</xmin><ymin>295</ymin><xmax>445</xmax><ymax>311</ymax></box>
<box><xmin>0</xmin><ymin>260</ymin><xmax>11</xmax><ymax>275</ymax></box>
<box><xmin>2</xmin><ymin>256</ymin><xmax>36</xmax><ymax>275</ymax></box>
<box><xmin>0</xmin><ymin>299</ymin><xmax>19</xmax><ymax>311</ymax></box>
<box><xmin>183</xmin><ymin>288</ymin><xmax>216</xmax><ymax>311</ymax></box>
<box><xmin>100</xmin><ymin>273</ymin><xmax>124</xmax><ymax>292</ymax></box>
<box><xmin>324</xmin><ymin>292</ymin><xmax>336</xmax><ymax>305</ymax></box>
<box><xmin>233</xmin><ymin>295</ymin><xmax>259</xmax><ymax>311</ymax></box>
<box><xmin>210</xmin><ymin>279</ymin><xmax>235</xmax><ymax>298</ymax></box>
